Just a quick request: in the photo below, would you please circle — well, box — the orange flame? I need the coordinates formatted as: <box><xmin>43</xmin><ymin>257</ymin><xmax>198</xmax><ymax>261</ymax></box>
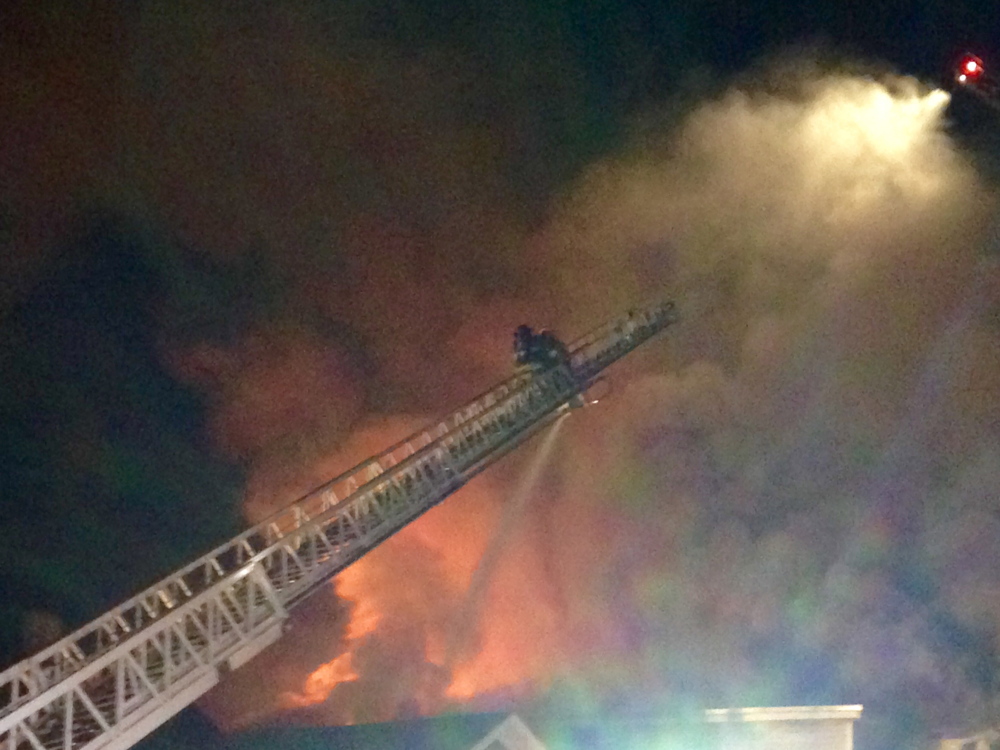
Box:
<box><xmin>280</xmin><ymin>564</ymin><xmax>382</xmax><ymax>707</ymax></box>
<box><xmin>284</xmin><ymin>456</ymin><xmax>564</xmax><ymax>714</ymax></box>
<box><xmin>285</xmin><ymin>653</ymin><xmax>357</xmax><ymax>707</ymax></box>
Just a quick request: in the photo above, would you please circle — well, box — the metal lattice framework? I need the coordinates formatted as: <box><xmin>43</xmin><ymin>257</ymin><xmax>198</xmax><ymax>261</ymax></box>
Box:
<box><xmin>0</xmin><ymin>300</ymin><xmax>678</xmax><ymax>750</ymax></box>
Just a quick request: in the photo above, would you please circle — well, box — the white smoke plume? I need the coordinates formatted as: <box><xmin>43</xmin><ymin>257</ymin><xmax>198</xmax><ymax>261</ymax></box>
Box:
<box><xmin>196</xmin><ymin>61</ymin><xmax>1000</xmax><ymax>749</ymax></box>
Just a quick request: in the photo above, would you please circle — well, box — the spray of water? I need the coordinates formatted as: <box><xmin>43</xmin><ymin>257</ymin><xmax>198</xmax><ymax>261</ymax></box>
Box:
<box><xmin>198</xmin><ymin>65</ymin><xmax>1000</xmax><ymax>746</ymax></box>
<box><xmin>445</xmin><ymin>413</ymin><xmax>569</xmax><ymax>676</ymax></box>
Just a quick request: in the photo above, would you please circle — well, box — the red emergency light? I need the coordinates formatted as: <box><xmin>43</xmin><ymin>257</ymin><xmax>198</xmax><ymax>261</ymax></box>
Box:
<box><xmin>957</xmin><ymin>54</ymin><xmax>985</xmax><ymax>84</ymax></box>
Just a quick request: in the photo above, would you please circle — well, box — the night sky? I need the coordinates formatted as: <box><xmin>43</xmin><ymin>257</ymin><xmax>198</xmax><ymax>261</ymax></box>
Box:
<box><xmin>4</xmin><ymin>2</ymin><xmax>1000</xmax><ymax>750</ymax></box>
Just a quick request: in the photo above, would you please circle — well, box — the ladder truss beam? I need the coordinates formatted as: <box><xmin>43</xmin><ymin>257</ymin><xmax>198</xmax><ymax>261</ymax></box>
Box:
<box><xmin>0</xmin><ymin>300</ymin><xmax>677</xmax><ymax>750</ymax></box>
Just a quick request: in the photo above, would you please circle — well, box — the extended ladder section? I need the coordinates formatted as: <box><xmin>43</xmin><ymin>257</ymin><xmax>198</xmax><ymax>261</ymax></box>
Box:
<box><xmin>0</xmin><ymin>300</ymin><xmax>678</xmax><ymax>750</ymax></box>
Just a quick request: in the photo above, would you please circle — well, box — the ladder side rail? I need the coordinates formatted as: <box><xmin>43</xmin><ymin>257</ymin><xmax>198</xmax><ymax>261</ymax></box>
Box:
<box><xmin>573</xmin><ymin>300</ymin><xmax>675</xmax><ymax>354</ymax></box>
<box><xmin>274</xmin><ymin>363</ymin><xmax>585</xmax><ymax>608</ymax></box>
<box><xmin>0</xmin><ymin>374</ymin><xmax>536</xmax><ymax>715</ymax></box>
<box><xmin>247</xmin><ymin>371</ymin><xmax>538</xmax><ymax>560</ymax></box>
<box><xmin>227</xmin><ymin>368</ymin><xmax>551</xmax><ymax>601</ymax></box>
<box><xmin>564</xmin><ymin>300</ymin><xmax>676</xmax><ymax>355</ymax></box>
<box><xmin>0</xmin><ymin>564</ymin><xmax>286</xmax><ymax>750</ymax></box>
<box><xmin>0</xmin><ymin>300</ymin><xmax>678</xmax><ymax>750</ymax></box>
<box><xmin>200</xmin><ymin>368</ymin><xmax>529</xmax><ymax>545</ymax></box>
<box><xmin>262</xmin><ymin>363</ymin><xmax>572</xmax><ymax>602</ymax></box>
<box><xmin>569</xmin><ymin>301</ymin><xmax>677</xmax><ymax>381</ymax></box>
<box><xmin>250</xmin><ymin>371</ymin><xmax>533</xmax><ymax>538</ymax></box>
<box><xmin>1</xmin><ymin>301</ymin><xmax>674</xmax><ymax>721</ymax></box>
<box><xmin>0</xmin><ymin>363</ymin><xmax>584</xmax><ymax>750</ymax></box>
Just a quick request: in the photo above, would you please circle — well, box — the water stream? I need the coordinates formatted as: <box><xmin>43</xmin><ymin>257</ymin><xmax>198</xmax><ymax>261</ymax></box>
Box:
<box><xmin>445</xmin><ymin>412</ymin><xmax>569</xmax><ymax>670</ymax></box>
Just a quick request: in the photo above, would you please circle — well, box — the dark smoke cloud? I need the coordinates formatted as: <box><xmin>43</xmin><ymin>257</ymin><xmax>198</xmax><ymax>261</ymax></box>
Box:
<box><xmin>5</xmin><ymin>2</ymin><xmax>1000</xmax><ymax>749</ymax></box>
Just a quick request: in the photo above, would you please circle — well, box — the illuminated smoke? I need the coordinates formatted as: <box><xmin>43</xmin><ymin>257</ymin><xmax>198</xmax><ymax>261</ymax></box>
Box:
<box><xmin>530</xmin><ymin>72</ymin><xmax>1000</xmax><ymax>745</ymax></box>
<box><xmin>196</xmin><ymin>60</ymin><xmax>1000</xmax><ymax>749</ymax></box>
<box><xmin>6</xmin><ymin>4</ymin><xmax>999</xmax><ymax>745</ymax></box>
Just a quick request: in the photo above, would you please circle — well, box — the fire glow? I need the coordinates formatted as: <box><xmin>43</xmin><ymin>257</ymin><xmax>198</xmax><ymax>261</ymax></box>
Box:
<box><xmin>272</xmin><ymin>74</ymin><xmax>975</xmax><ymax>726</ymax></box>
<box><xmin>195</xmin><ymin>67</ymin><xmax>996</xmax><ymax>741</ymax></box>
<box><xmin>275</xmin><ymin>433</ymin><xmax>564</xmax><ymax>719</ymax></box>
<box><xmin>282</xmin><ymin>567</ymin><xmax>382</xmax><ymax>707</ymax></box>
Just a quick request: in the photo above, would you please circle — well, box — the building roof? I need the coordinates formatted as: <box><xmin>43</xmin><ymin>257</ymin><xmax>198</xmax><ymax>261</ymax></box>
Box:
<box><xmin>226</xmin><ymin>712</ymin><xmax>511</xmax><ymax>750</ymax></box>
<box><xmin>225</xmin><ymin>705</ymin><xmax>865</xmax><ymax>750</ymax></box>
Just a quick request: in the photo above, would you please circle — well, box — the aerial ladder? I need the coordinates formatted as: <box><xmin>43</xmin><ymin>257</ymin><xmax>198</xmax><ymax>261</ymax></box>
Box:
<box><xmin>0</xmin><ymin>300</ymin><xmax>679</xmax><ymax>750</ymax></box>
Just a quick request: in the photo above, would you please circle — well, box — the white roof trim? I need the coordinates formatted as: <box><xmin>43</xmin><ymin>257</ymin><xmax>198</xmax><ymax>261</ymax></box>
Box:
<box><xmin>468</xmin><ymin>714</ymin><xmax>547</xmax><ymax>750</ymax></box>
<box><xmin>705</xmin><ymin>705</ymin><xmax>864</xmax><ymax>723</ymax></box>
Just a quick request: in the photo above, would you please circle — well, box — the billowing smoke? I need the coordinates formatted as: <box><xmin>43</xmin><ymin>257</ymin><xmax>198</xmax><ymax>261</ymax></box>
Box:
<box><xmin>5</xmin><ymin>4</ymin><xmax>1000</xmax><ymax>747</ymax></box>
<box><xmin>192</xmin><ymin>63</ymin><xmax>1000</xmax><ymax>749</ymax></box>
